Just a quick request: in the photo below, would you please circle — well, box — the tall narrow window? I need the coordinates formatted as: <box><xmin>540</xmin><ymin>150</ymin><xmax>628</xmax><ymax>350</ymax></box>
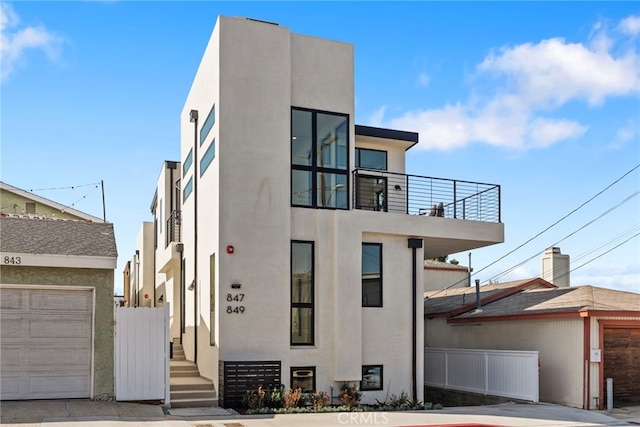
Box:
<box><xmin>291</xmin><ymin>108</ymin><xmax>348</xmax><ymax>209</ymax></box>
<box><xmin>210</xmin><ymin>253</ymin><xmax>216</xmax><ymax>346</ymax></box>
<box><xmin>183</xmin><ymin>149</ymin><xmax>193</xmax><ymax>177</ymax></box>
<box><xmin>291</xmin><ymin>241</ymin><xmax>314</xmax><ymax>345</ymax></box>
<box><xmin>362</xmin><ymin>243</ymin><xmax>382</xmax><ymax>307</ymax></box>
<box><xmin>183</xmin><ymin>177</ymin><xmax>193</xmax><ymax>202</ymax></box>
<box><xmin>200</xmin><ymin>139</ymin><xmax>215</xmax><ymax>177</ymax></box>
<box><xmin>200</xmin><ymin>104</ymin><xmax>215</xmax><ymax>146</ymax></box>
<box><xmin>159</xmin><ymin>199</ymin><xmax>163</xmax><ymax>234</ymax></box>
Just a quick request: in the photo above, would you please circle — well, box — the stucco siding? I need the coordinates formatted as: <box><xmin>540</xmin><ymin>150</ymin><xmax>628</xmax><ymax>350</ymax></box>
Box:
<box><xmin>425</xmin><ymin>317</ymin><xmax>583</xmax><ymax>407</ymax></box>
<box><xmin>0</xmin><ymin>265</ymin><xmax>114</xmax><ymax>399</ymax></box>
<box><xmin>0</xmin><ymin>189</ymin><xmax>88</xmax><ymax>221</ymax></box>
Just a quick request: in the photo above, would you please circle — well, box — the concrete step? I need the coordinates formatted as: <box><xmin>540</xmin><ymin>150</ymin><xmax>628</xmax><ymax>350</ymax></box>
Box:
<box><xmin>170</xmin><ymin>397</ymin><xmax>218</xmax><ymax>408</ymax></box>
<box><xmin>171</xmin><ymin>364</ymin><xmax>198</xmax><ymax>372</ymax></box>
<box><xmin>170</xmin><ymin>370</ymin><xmax>200</xmax><ymax>378</ymax></box>
<box><xmin>171</xmin><ymin>389</ymin><xmax>216</xmax><ymax>401</ymax></box>
<box><xmin>170</xmin><ymin>376</ymin><xmax>215</xmax><ymax>391</ymax></box>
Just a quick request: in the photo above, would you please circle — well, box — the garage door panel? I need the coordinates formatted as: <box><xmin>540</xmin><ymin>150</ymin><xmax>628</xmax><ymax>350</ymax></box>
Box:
<box><xmin>0</xmin><ymin>289</ymin><xmax>23</xmax><ymax>309</ymax></box>
<box><xmin>29</xmin><ymin>374</ymin><xmax>90</xmax><ymax>398</ymax></box>
<box><xmin>29</xmin><ymin>346</ymin><xmax>92</xmax><ymax>368</ymax></box>
<box><xmin>604</xmin><ymin>326</ymin><xmax>640</xmax><ymax>405</ymax></box>
<box><xmin>30</xmin><ymin>319</ymin><xmax>91</xmax><ymax>339</ymax></box>
<box><xmin>29</xmin><ymin>290</ymin><xmax>92</xmax><ymax>312</ymax></box>
<box><xmin>0</xmin><ymin>287</ymin><xmax>93</xmax><ymax>400</ymax></box>
<box><xmin>1</xmin><ymin>375</ymin><xmax>23</xmax><ymax>399</ymax></box>
<box><xmin>0</xmin><ymin>317</ymin><xmax>28</xmax><ymax>339</ymax></box>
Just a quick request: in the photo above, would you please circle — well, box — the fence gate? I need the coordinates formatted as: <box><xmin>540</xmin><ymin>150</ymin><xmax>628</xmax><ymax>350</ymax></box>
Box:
<box><xmin>114</xmin><ymin>305</ymin><xmax>170</xmax><ymax>403</ymax></box>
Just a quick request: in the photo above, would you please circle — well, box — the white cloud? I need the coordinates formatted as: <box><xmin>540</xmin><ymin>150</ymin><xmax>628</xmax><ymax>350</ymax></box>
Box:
<box><xmin>383</xmin><ymin>16</ymin><xmax>639</xmax><ymax>151</ymax></box>
<box><xmin>418</xmin><ymin>72</ymin><xmax>430</xmax><ymax>87</ymax></box>
<box><xmin>367</xmin><ymin>105</ymin><xmax>387</xmax><ymax>127</ymax></box>
<box><xmin>0</xmin><ymin>3</ymin><xmax>61</xmax><ymax>81</ymax></box>
<box><xmin>616</xmin><ymin>123</ymin><xmax>636</xmax><ymax>142</ymax></box>
<box><xmin>618</xmin><ymin>15</ymin><xmax>640</xmax><ymax>37</ymax></box>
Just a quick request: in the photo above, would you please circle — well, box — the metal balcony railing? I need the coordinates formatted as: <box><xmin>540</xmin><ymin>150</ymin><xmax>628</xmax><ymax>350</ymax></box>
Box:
<box><xmin>352</xmin><ymin>169</ymin><xmax>501</xmax><ymax>223</ymax></box>
<box><xmin>166</xmin><ymin>210</ymin><xmax>182</xmax><ymax>247</ymax></box>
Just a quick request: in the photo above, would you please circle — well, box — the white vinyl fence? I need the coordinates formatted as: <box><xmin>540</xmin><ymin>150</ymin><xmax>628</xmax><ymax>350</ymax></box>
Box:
<box><xmin>114</xmin><ymin>304</ymin><xmax>170</xmax><ymax>403</ymax></box>
<box><xmin>425</xmin><ymin>348</ymin><xmax>539</xmax><ymax>402</ymax></box>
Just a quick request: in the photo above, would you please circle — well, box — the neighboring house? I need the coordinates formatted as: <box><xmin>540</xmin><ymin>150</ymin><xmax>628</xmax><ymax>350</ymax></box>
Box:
<box><xmin>138</xmin><ymin>15</ymin><xmax>504</xmax><ymax>408</ymax></box>
<box><xmin>425</xmin><ymin>278</ymin><xmax>640</xmax><ymax>409</ymax></box>
<box><xmin>0</xmin><ymin>211</ymin><xmax>117</xmax><ymax>400</ymax></box>
<box><xmin>424</xmin><ymin>259</ymin><xmax>471</xmax><ymax>292</ymax></box>
<box><xmin>1</xmin><ymin>181</ymin><xmax>104</xmax><ymax>222</ymax></box>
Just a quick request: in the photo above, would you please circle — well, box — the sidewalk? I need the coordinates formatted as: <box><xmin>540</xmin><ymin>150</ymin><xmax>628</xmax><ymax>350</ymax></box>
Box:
<box><xmin>1</xmin><ymin>400</ymin><xmax>637</xmax><ymax>427</ymax></box>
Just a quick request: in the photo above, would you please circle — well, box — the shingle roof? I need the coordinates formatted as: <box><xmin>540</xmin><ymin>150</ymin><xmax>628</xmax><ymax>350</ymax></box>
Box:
<box><xmin>424</xmin><ymin>278</ymin><xmax>555</xmax><ymax>317</ymax></box>
<box><xmin>0</xmin><ymin>216</ymin><xmax>117</xmax><ymax>258</ymax></box>
<box><xmin>452</xmin><ymin>285</ymin><xmax>640</xmax><ymax>320</ymax></box>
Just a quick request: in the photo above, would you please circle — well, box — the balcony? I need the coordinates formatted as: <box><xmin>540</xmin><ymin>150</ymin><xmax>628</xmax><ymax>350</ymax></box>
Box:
<box><xmin>352</xmin><ymin>169</ymin><xmax>501</xmax><ymax>223</ymax></box>
<box><xmin>166</xmin><ymin>210</ymin><xmax>182</xmax><ymax>248</ymax></box>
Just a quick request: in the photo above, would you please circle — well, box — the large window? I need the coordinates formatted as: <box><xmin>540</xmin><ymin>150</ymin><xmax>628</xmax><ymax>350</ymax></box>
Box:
<box><xmin>291</xmin><ymin>108</ymin><xmax>348</xmax><ymax>209</ymax></box>
<box><xmin>356</xmin><ymin>148</ymin><xmax>387</xmax><ymax>170</ymax></box>
<box><xmin>291</xmin><ymin>366</ymin><xmax>315</xmax><ymax>392</ymax></box>
<box><xmin>291</xmin><ymin>241</ymin><xmax>314</xmax><ymax>345</ymax></box>
<box><xmin>200</xmin><ymin>104</ymin><xmax>215</xmax><ymax>146</ymax></box>
<box><xmin>362</xmin><ymin>243</ymin><xmax>382</xmax><ymax>307</ymax></box>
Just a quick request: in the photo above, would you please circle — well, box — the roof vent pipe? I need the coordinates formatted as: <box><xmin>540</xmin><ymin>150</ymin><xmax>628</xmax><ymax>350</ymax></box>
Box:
<box><xmin>475</xmin><ymin>279</ymin><xmax>482</xmax><ymax>313</ymax></box>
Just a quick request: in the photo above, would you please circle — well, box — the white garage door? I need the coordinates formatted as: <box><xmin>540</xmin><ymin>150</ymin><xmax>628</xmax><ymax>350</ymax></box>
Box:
<box><xmin>0</xmin><ymin>286</ymin><xmax>93</xmax><ymax>400</ymax></box>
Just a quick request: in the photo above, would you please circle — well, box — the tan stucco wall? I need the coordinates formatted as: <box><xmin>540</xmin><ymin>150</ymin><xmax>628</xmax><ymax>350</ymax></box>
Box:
<box><xmin>0</xmin><ymin>265</ymin><xmax>115</xmax><ymax>399</ymax></box>
<box><xmin>0</xmin><ymin>189</ymin><xmax>86</xmax><ymax>220</ymax></box>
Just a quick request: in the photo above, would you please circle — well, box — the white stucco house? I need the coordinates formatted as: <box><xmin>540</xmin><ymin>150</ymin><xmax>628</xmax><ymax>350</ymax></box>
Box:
<box><xmin>140</xmin><ymin>15</ymin><xmax>504</xmax><ymax>408</ymax></box>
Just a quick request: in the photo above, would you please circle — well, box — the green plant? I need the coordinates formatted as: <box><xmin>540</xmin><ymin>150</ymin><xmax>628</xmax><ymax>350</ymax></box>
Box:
<box><xmin>283</xmin><ymin>387</ymin><xmax>302</xmax><ymax>408</ymax></box>
<box><xmin>311</xmin><ymin>390</ymin><xmax>330</xmax><ymax>408</ymax></box>
<box><xmin>338</xmin><ymin>382</ymin><xmax>362</xmax><ymax>409</ymax></box>
<box><xmin>264</xmin><ymin>387</ymin><xmax>284</xmax><ymax>409</ymax></box>
<box><xmin>242</xmin><ymin>386</ymin><xmax>266</xmax><ymax>409</ymax></box>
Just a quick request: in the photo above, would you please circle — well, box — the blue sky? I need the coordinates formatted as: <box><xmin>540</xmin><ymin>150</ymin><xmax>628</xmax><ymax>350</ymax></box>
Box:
<box><xmin>2</xmin><ymin>2</ymin><xmax>639</xmax><ymax>295</ymax></box>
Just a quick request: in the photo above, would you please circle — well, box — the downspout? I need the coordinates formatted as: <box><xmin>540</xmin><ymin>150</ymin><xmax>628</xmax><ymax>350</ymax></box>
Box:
<box><xmin>190</xmin><ymin>109</ymin><xmax>199</xmax><ymax>363</ymax></box>
<box><xmin>408</xmin><ymin>238</ymin><xmax>423</xmax><ymax>401</ymax></box>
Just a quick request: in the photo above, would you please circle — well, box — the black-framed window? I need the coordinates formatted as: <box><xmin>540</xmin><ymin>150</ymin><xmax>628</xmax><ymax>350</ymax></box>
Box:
<box><xmin>291</xmin><ymin>241</ymin><xmax>314</xmax><ymax>345</ymax></box>
<box><xmin>356</xmin><ymin>148</ymin><xmax>387</xmax><ymax>170</ymax></box>
<box><xmin>200</xmin><ymin>104</ymin><xmax>215</xmax><ymax>146</ymax></box>
<box><xmin>183</xmin><ymin>149</ymin><xmax>193</xmax><ymax>177</ymax></box>
<box><xmin>291</xmin><ymin>108</ymin><xmax>348</xmax><ymax>209</ymax></box>
<box><xmin>361</xmin><ymin>365</ymin><xmax>383</xmax><ymax>391</ymax></box>
<box><xmin>291</xmin><ymin>366</ymin><xmax>315</xmax><ymax>392</ymax></box>
<box><xmin>362</xmin><ymin>243</ymin><xmax>382</xmax><ymax>307</ymax></box>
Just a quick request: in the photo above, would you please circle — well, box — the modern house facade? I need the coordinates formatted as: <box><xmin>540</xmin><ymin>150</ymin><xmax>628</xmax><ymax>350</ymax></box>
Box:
<box><xmin>0</xmin><ymin>183</ymin><xmax>117</xmax><ymax>400</ymax></box>
<box><xmin>145</xmin><ymin>15</ymin><xmax>503</xmax><ymax>407</ymax></box>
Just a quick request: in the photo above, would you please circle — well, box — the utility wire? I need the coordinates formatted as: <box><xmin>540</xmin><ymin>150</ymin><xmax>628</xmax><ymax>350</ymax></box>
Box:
<box><xmin>489</xmin><ymin>191</ymin><xmax>639</xmax><ymax>282</ymax></box>
<box><xmin>29</xmin><ymin>182</ymin><xmax>101</xmax><ymax>192</ymax></box>
<box><xmin>427</xmin><ymin>163</ymin><xmax>640</xmax><ymax>298</ymax></box>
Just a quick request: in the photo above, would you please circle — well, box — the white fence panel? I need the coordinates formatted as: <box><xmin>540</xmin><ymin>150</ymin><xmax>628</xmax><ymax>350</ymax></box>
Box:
<box><xmin>425</xmin><ymin>348</ymin><xmax>539</xmax><ymax>402</ymax></box>
<box><xmin>115</xmin><ymin>305</ymin><xmax>170</xmax><ymax>403</ymax></box>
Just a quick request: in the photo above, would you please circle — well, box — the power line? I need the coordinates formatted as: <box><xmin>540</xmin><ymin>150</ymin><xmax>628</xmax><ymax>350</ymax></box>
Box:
<box><xmin>29</xmin><ymin>182</ymin><xmax>101</xmax><ymax>192</ymax></box>
<box><xmin>489</xmin><ymin>191</ymin><xmax>639</xmax><ymax>282</ymax></box>
<box><xmin>428</xmin><ymin>163</ymin><xmax>640</xmax><ymax>298</ymax></box>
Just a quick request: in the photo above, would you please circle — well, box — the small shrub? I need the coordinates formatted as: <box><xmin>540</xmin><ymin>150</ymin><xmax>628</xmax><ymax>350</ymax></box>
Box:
<box><xmin>283</xmin><ymin>387</ymin><xmax>302</xmax><ymax>408</ymax></box>
<box><xmin>264</xmin><ymin>387</ymin><xmax>284</xmax><ymax>409</ymax></box>
<box><xmin>339</xmin><ymin>382</ymin><xmax>362</xmax><ymax>409</ymax></box>
<box><xmin>242</xmin><ymin>386</ymin><xmax>266</xmax><ymax>409</ymax></box>
<box><xmin>311</xmin><ymin>390</ymin><xmax>330</xmax><ymax>408</ymax></box>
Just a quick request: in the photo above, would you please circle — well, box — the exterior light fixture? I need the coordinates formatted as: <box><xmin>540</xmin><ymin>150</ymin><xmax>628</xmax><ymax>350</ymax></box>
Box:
<box><xmin>189</xmin><ymin>110</ymin><xmax>198</xmax><ymax>122</ymax></box>
<box><xmin>231</xmin><ymin>283</ymin><xmax>242</xmax><ymax>289</ymax></box>
<box><xmin>394</xmin><ymin>185</ymin><xmax>402</xmax><ymax>190</ymax></box>
<box><xmin>188</xmin><ymin>280</ymin><xmax>196</xmax><ymax>291</ymax></box>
